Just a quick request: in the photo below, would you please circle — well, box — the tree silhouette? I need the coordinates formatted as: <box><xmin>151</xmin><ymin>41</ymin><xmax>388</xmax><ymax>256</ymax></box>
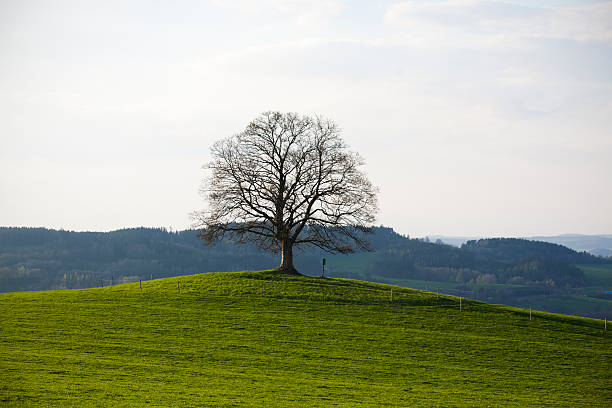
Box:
<box><xmin>193</xmin><ymin>111</ymin><xmax>378</xmax><ymax>273</ymax></box>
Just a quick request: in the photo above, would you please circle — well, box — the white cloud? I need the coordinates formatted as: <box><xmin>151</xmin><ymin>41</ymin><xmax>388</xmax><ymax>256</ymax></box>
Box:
<box><xmin>210</xmin><ymin>0</ymin><xmax>345</xmax><ymax>24</ymax></box>
<box><xmin>384</xmin><ymin>0</ymin><xmax>612</xmax><ymax>44</ymax></box>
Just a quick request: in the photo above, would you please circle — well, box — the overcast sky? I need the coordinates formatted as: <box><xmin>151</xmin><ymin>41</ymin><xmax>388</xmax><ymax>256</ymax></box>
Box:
<box><xmin>1</xmin><ymin>0</ymin><xmax>611</xmax><ymax>237</ymax></box>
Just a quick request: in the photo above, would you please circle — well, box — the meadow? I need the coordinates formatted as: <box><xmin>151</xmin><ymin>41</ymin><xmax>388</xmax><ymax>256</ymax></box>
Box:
<box><xmin>1</xmin><ymin>270</ymin><xmax>610</xmax><ymax>406</ymax></box>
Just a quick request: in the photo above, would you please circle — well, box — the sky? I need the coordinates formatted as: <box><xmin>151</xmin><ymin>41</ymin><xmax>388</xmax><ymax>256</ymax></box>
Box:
<box><xmin>1</xmin><ymin>0</ymin><xmax>611</xmax><ymax>237</ymax></box>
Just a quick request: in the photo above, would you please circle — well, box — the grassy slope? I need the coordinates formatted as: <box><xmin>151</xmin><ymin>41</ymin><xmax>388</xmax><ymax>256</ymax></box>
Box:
<box><xmin>1</xmin><ymin>271</ymin><xmax>610</xmax><ymax>407</ymax></box>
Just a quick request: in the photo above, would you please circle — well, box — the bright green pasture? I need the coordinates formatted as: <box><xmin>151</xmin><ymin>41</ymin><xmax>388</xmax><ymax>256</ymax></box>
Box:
<box><xmin>1</xmin><ymin>271</ymin><xmax>610</xmax><ymax>407</ymax></box>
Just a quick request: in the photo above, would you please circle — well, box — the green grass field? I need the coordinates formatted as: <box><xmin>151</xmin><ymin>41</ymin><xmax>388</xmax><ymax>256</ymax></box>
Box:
<box><xmin>1</xmin><ymin>271</ymin><xmax>610</xmax><ymax>406</ymax></box>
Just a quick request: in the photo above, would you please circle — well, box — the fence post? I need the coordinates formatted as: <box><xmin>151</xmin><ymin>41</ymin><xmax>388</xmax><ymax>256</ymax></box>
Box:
<box><xmin>140</xmin><ymin>280</ymin><xmax>142</xmax><ymax>291</ymax></box>
<box><xmin>390</xmin><ymin>288</ymin><xmax>393</xmax><ymax>302</ymax></box>
<box><xmin>178</xmin><ymin>282</ymin><xmax>180</xmax><ymax>294</ymax></box>
<box><xmin>460</xmin><ymin>297</ymin><xmax>462</xmax><ymax>311</ymax></box>
<box><xmin>605</xmin><ymin>317</ymin><xmax>607</xmax><ymax>332</ymax></box>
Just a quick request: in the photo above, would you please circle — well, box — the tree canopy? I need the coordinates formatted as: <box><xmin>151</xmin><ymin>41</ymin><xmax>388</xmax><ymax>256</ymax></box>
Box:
<box><xmin>193</xmin><ymin>111</ymin><xmax>379</xmax><ymax>273</ymax></box>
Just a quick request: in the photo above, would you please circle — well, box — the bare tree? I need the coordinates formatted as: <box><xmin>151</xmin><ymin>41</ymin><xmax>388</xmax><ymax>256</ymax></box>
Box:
<box><xmin>193</xmin><ymin>111</ymin><xmax>378</xmax><ymax>274</ymax></box>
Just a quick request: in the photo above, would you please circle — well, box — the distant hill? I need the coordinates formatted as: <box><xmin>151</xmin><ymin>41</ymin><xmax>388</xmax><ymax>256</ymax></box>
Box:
<box><xmin>528</xmin><ymin>234</ymin><xmax>612</xmax><ymax>258</ymax></box>
<box><xmin>365</xmin><ymin>237</ymin><xmax>606</xmax><ymax>288</ymax></box>
<box><xmin>427</xmin><ymin>235</ymin><xmax>479</xmax><ymax>247</ymax></box>
<box><xmin>431</xmin><ymin>234</ymin><xmax>612</xmax><ymax>257</ymax></box>
<box><xmin>0</xmin><ymin>226</ymin><xmax>408</xmax><ymax>292</ymax></box>
<box><xmin>462</xmin><ymin>237</ymin><xmax>602</xmax><ymax>265</ymax></box>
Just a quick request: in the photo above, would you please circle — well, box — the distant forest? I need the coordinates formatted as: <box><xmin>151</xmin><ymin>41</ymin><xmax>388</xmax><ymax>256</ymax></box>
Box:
<box><xmin>0</xmin><ymin>226</ymin><xmax>608</xmax><ymax>293</ymax></box>
<box><xmin>367</xmin><ymin>235</ymin><xmax>606</xmax><ymax>287</ymax></box>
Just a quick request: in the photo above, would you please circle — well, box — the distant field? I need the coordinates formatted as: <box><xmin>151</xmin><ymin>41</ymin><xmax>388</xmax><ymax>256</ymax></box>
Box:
<box><xmin>355</xmin><ymin>264</ymin><xmax>612</xmax><ymax>318</ymax></box>
<box><xmin>1</xmin><ymin>271</ymin><xmax>610</xmax><ymax>406</ymax></box>
<box><xmin>580</xmin><ymin>264</ymin><xmax>612</xmax><ymax>288</ymax></box>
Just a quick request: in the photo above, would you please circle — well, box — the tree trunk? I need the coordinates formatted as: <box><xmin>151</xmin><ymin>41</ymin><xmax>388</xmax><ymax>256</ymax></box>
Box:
<box><xmin>279</xmin><ymin>239</ymin><xmax>298</xmax><ymax>274</ymax></box>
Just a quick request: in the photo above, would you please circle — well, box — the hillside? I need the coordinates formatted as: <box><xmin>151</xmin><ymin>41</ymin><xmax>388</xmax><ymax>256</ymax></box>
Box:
<box><xmin>1</xmin><ymin>271</ymin><xmax>610</xmax><ymax>406</ymax></box>
<box><xmin>1</xmin><ymin>227</ymin><xmax>606</xmax><ymax>292</ymax></box>
<box><xmin>430</xmin><ymin>234</ymin><xmax>612</xmax><ymax>258</ymax></box>
<box><xmin>462</xmin><ymin>237</ymin><xmax>604</xmax><ymax>265</ymax></box>
<box><xmin>0</xmin><ymin>226</ymin><xmax>412</xmax><ymax>292</ymax></box>
<box><xmin>1</xmin><ymin>227</ymin><xmax>610</xmax><ymax>318</ymax></box>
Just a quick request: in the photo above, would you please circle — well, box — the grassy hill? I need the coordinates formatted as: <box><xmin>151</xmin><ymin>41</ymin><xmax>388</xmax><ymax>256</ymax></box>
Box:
<box><xmin>3</xmin><ymin>227</ymin><xmax>611</xmax><ymax>319</ymax></box>
<box><xmin>1</xmin><ymin>271</ymin><xmax>610</xmax><ymax>407</ymax></box>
